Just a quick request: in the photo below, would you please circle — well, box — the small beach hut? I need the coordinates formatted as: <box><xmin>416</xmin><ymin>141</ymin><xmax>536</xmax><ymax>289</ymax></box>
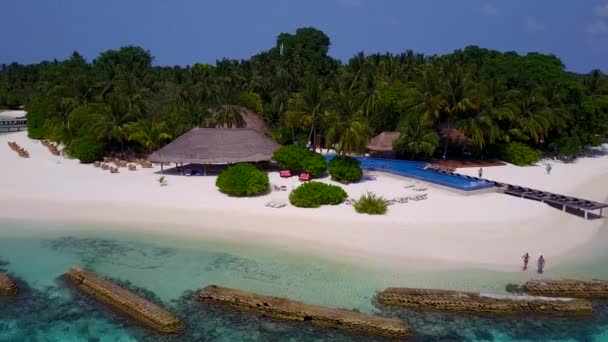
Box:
<box><xmin>148</xmin><ymin>128</ymin><xmax>282</xmax><ymax>173</ymax></box>
<box><xmin>368</xmin><ymin>132</ymin><xmax>400</xmax><ymax>158</ymax></box>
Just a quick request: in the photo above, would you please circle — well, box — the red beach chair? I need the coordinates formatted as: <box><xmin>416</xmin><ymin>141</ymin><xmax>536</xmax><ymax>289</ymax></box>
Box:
<box><xmin>298</xmin><ymin>172</ymin><xmax>310</xmax><ymax>181</ymax></box>
<box><xmin>280</xmin><ymin>170</ymin><xmax>291</xmax><ymax>178</ymax></box>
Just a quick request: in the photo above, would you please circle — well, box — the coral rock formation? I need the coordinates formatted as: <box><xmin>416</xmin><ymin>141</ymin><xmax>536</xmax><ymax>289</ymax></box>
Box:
<box><xmin>524</xmin><ymin>279</ymin><xmax>608</xmax><ymax>299</ymax></box>
<box><xmin>377</xmin><ymin>287</ymin><xmax>592</xmax><ymax>315</ymax></box>
<box><xmin>0</xmin><ymin>273</ymin><xmax>18</xmax><ymax>296</ymax></box>
<box><xmin>66</xmin><ymin>267</ymin><xmax>183</xmax><ymax>333</ymax></box>
<box><xmin>199</xmin><ymin>285</ymin><xmax>412</xmax><ymax>338</ymax></box>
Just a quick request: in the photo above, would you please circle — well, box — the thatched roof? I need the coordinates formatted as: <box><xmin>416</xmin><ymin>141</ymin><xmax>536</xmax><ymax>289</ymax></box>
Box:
<box><xmin>368</xmin><ymin>132</ymin><xmax>400</xmax><ymax>152</ymax></box>
<box><xmin>242</xmin><ymin>110</ymin><xmax>270</xmax><ymax>135</ymax></box>
<box><xmin>148</xmin><ymin>128</ymin><xmax>282</xmax><ymax>164</ymax></box>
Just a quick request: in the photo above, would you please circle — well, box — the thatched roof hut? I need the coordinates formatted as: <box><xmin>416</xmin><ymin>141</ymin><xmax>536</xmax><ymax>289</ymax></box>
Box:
<box><xmin>368</xmin><ymin>132</ymin><xmax>400</xmax><ymax>152</ymax></box>
<box><xmin>148</xmin><ymin>128</ymin><xmax>281</xmax><ymax>165</ymax></box>
<box><xmin>242</xmin><ymin>110</ymin><xmax>270</xmax><ymax>136</ymax></box>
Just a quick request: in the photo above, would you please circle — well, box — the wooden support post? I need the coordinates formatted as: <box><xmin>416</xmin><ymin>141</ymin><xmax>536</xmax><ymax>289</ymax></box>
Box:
<box><xmin>600</xmin><ymin>208</ymin><xmax>603</xmax><ymax>217</ymax></box>
<box><xmin>585</xmin><ymin>210</ymin><xmax>588</xmax><ymax>220</ymax></box>
<box><xmin>161</xmin><ymin>163</ymin><xmax>164</xmax><ymax>174</ymax></box>
<box><xmin>563</xmin><ymin>204</ymin><xmax>566</xmax><ymax>212</ymax></box>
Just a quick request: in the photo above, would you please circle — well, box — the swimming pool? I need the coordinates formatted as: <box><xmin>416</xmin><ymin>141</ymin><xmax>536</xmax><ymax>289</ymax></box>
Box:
<box><xmin>326</xmin><ymin>155</ymin><xmax>495</xmax><ymax>192</ymax></box>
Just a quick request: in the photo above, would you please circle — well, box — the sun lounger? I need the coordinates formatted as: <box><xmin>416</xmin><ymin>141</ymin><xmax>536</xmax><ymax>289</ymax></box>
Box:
<box><xmin>280</xmin><ymin>170</ymin><xmax>291</xmax><ymax>178</ymax></box>
<box><xmin>298</xmin><ymin>172</ymin><xmax>310</xmax><ymax>181</ymax></box>
<box><xmin>183</xmin><ymin>169</ymin><xmax>192</xmax><ymax>176</ymax></box>
<box><xmin>128</xmin><ymin>164</ymin><xmax>137</xmax><ymax>171</ymax></box>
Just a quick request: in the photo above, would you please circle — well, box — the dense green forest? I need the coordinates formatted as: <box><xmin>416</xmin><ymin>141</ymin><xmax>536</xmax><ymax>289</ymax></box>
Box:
<box><xmin>1</xmin><ymin>27</ymin><xmax>608</xmax><ymax>163</ymax></box>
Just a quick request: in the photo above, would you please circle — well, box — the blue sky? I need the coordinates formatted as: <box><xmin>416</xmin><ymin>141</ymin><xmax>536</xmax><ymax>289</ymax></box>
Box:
<box><xmin>2</xmin><ymin>0</ymin><xmax>608</xmax><ymax>73</ymax></box>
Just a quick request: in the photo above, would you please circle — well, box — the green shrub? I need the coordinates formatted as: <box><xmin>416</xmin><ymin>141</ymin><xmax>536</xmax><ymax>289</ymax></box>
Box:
<box><xmin>289</xmin><ymin>181</ymin><xmax>347</xmax><ymax>208</ymax></box>
<box><xmin>216</xmin><ymin>163</ymin><xmax>269</xmax><ymax>197</ymax></box>
<box><xmin>68</xmin><ymin>136</ymin><xmax>106</xmax><ymax>164</ymax></box>
<box><xmin>272</xmin><ymin>145</ymin><xmax>327</xmax><ymax>178</ymax></box>
<box><xmin>26</xmin><ymin>98</ymin><xmax>50</xmax><ymax>139</ymax></box>
<box><xmin>328</xmin><ymin>156</ymin><xmax>363</xmax><ymax>182</ymax></box>
<box><xmin>551</xmin><ymin>135</ymin><xmax>582</xmax><ymax>160</ymax></box>
<box><xmin>354</xmin><ymin>192</ymin><xmax>388</xmax><ymax>215</ymax></box>
<box><xmin>500</xmin><ymin>142</ymin><xmax>542</xmax><ymax>166</ymax></box>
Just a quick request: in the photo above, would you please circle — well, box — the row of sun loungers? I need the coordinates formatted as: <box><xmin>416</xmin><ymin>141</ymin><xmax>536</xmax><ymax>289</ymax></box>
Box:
<box><xmin>272</xmin><ymin>184</ymin><xmax>288</xmax><ymax>191</ymax></box>
<box><xmin>343</xmin><ymin>194</ymin><xmax>428</xmax><ymax>206</ymax></box>
<box><xmin>7</xmin><ymin>141</ymin><xmax>29</xmax><ymax>158</ymax></box>
<box><xmin>94</xmin><ymin>159</ymin><xmax>154</xmax><ymax>172</ymax></box>
<box><xmin>265</xmin><ymin>200</ymin><xmax>287</xmax><ymax>208</ymax></box>
<box><xmin>41</xmin><ymin>140</ymin><xmax>60</xmax><ymax>156</ymax></box>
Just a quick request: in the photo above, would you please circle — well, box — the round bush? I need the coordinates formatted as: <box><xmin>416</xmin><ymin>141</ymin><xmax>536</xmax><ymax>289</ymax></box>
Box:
<box><xmin>69</xmin><ymin>136</ymin><xmax>105</xmax><ymax>164</ymax></box>
<box><xmin>328</xmin><ymin>156</ymin><xmax>363</xmax><ymax>182</ymax></box>
<box><xmin>272</xmin><ymin>145</ymin><xmax>327</xmax><ymax>178</ymax></box>
<box><xmin>354</xmin><ymin>192</ymin><xmax>388</xmax><ymax>215</ymax></box>
<box><xmin>216</xmin><ymin>163</ymin><xmax>269</xmax><ymax>197</ymax></box>
<box><xmin>500</xmin><ymin>142</ymin><xmax>542</xmax><ymax>166</ymax></box>
<box><xmin>289</xmin><ymin>181</ymin><xmax>347</xmax><ymax>208</ymax></box>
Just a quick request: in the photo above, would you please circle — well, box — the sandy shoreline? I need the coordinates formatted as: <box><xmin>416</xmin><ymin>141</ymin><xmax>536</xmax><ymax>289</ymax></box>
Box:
<box><xmin>1</xmin><ymin>131</ymin><xmax>607</xmax><ymax>273</ymax></box>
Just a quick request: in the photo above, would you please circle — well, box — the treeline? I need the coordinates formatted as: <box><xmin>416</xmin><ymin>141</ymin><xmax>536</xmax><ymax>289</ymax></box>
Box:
<box><xmin>1</xmin><ymin>27</ymin><xmax>607</xmax><ymax>163</ymax></box>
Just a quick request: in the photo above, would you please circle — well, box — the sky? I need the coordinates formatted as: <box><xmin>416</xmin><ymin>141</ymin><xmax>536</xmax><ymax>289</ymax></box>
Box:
<box><xmin>2</xmin><ymin>0</ymin><xmax>608</xmax><ymax>73</ymax></box>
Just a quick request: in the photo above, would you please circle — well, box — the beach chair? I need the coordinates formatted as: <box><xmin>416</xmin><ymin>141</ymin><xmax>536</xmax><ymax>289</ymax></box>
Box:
<box><xmin>280</xmin><ymin>170</ymin><xmax>291</xmax><ymax>178</ymax></box>
<box><xmin>128</xmin><ymin>164</ymin><xmax>137</xmax><ymax>171</ymax></box>
<box><xmin>298</xmin><ymin>172</ymin><xmax>310</xmax><ymax>181</ymax></box>
<box><xmin>183</xmin><ymin>169</ymin><xmax>192</xmax><ymax>176</ymax></box>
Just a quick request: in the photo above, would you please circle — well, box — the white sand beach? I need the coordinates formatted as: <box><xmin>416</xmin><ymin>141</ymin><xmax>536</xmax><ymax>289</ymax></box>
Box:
<box><xmin>0</xmin><ymin>110</ymin><xmax>27</xmax><ymax>119</ymax></box>
<box><xmin>1</xmin><ymin>130</ymin><xmax>607</xmax><ymax>271</ymax></box>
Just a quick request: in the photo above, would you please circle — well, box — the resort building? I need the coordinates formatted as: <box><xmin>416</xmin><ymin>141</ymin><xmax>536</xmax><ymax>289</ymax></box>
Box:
<box><xmin>148</xmin><ymin>127</ymin><xmax>282</xmax><ymax>173</ymax></box>
<box><xmin>368</xmin><ymin>131</ymin><xmax>400</xmax><ymax>158</ymax></box>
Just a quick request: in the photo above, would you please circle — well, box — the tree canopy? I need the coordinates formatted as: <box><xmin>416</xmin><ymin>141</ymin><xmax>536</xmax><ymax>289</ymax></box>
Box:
<box><xmin>1</xmin><ymin>29</ymin><xmax>607</xmax><ymax>162</ymax></box>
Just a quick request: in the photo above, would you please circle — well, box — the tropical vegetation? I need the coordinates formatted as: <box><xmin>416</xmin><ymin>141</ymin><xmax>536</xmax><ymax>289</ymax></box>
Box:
<box><xmin>328</xmin><ymin>156</ymin><xmax>363</xmax><ymax>183</ymax></box>
<box><xmin>272</xmin><ymin>145</ymin><xmax>326</xmax><ymax>178</ymax></box>
<box><xmin>216</xmin><ymin>163</ymin><xmax>269</xmax><ymax>196</ymax></box>
<box><xmin>1</xmin><ymin>27</ymin><xmax>607</xmax><ymax>163</ymax></box>
<box><xmin>289</xmin><ymin>181</ymin><xmax>348</xmax><ymax>208</ymax></box>
<box><xmin>354</xmin><ymin>192</ymin><xmax>388</xmax><ymax>215</ymax></box>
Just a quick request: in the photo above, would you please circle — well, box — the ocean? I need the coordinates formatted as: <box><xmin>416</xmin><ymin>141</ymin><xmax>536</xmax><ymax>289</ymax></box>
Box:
<box><xmin>1</xmin><ymin>218</ymin><xmax>607</xmax><ymax>341</ymax></box>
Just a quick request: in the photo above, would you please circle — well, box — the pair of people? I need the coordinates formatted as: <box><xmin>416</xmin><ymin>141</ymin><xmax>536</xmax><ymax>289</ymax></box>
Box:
<box><xmin>522</xmin><ymin>253</ymin><xmax>545</xmax><ymax>274</ymax></box>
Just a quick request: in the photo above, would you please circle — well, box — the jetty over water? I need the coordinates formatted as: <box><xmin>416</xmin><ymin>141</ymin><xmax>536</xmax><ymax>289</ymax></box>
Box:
<box><xmin>427</xmin><ymin>168</ymin><xmax>608</xmax><ymax>219</ymax></box>
<box><xmin>66</xmin><ymin>267</ymin><xmax>184</xmax><ymax>333</ymax></box>
<box><xmin>377</xmin><ymin>287</ymin><xmax>593</xmax><ymax>316</ymax></box>
<box><xmin>199</xmin><ymin>285</ymin><xmax>412</xmax><ymax>339</ymax></box>
<box><xmin>0</xmin><ymin>119</ymin><xmax>27</xmax><ymax>132</ymax></box>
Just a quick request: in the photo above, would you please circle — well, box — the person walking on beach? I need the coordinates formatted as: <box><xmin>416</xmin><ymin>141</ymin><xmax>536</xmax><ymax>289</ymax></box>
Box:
<box><xmin>546</xmin><ymin>164</ymin><xmax>552</xmax><ymax>174</ymax></box>
<box><xmin>478</xmin><ymin>167</ymin><xmax>483</xmax><ymax>178</ymax></box>
<box><xmin>522</xmin><ymin>253</ymin><xmax>530</xmax><ymax>271</ymax></box>
<box><xmin>537</xmin><ymin>255</ymin><xmax>546</xmax><ymax>274</ymax></box>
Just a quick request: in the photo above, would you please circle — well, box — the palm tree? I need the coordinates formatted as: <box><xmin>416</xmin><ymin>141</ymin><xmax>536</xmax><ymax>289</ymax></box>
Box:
<box><xmin>126</xmin><ymin>119</ymin><xmax>172</xmax><ymax>152</ymax></box>
<box><xmin>394</xmin><ymin>116</ymin><xmax>439</xmax><ymax>158</ymax></box>
<box><xmin>515</xmin><ymin>90</ymin><xmax>552</xmax><ymax>143</ymax></box>
<box><xmin>323</xmin><ymin>80</ymin><xmax>370</xmax><ymax>155</ymax></box>
<box><xmin>437</xmin><ymin>59</ymin><xmax>478</xmax><ymax>158</ymax></box>
<box><xmin>459</xmin><ymin>79</ymin><xmax>516</xmax><ymax>148</ymax></box>
<box><xmin>209</xmin><ymin>105</ymin><xmax>246</xmax><ymax>128</ymax></box>
<box><xmin>407</xmin><ymin>65</ymin><xmax>444</xmax><ymax>123</ymax></box>
<box><xmin>285</xmin><ymin>76</ymin><xmax>324</xmax><ymax>149</ymax></box>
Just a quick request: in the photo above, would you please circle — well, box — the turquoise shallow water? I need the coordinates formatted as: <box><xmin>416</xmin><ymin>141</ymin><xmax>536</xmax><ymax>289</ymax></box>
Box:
<box><xmin>1</xmin><ymin>219</ymin><xmax>608</xmax><ymax>341</ymax></box>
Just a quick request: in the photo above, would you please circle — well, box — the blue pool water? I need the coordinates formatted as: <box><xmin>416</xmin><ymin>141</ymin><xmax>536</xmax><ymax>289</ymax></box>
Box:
<box><xmin>325</xmin><ymin>155</ymin><xmax>495</xmax><ymax>191</ymax></box>
<box><xmin>2</xmin><ymin>219</ymin><xmax>608</xmax><ymax>341</ymax></box>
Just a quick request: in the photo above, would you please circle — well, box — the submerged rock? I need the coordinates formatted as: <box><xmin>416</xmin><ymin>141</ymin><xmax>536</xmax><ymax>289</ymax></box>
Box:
<box><xmin>65</xmin><ymin>267</ymin><xmax>184</xmax><ymax>333</ymax></box>
<box><xmin>524</xmin><ymin>279</ymin><xmax>608</xmax><ymax>299</ymax></box>
<box><xmin>0</xmin><ymin>273</ymin><xmax>18</xmax><ymax>296</ymax></box>
<box><xmin>377</xmin><ymin>287</ymin><xmax>592</xmax><ymax>316</ymax></box>
<box><xmin>199</xmin><ymin>284</ymin><xmax>412</xmax><ymax>339</ymax></box>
